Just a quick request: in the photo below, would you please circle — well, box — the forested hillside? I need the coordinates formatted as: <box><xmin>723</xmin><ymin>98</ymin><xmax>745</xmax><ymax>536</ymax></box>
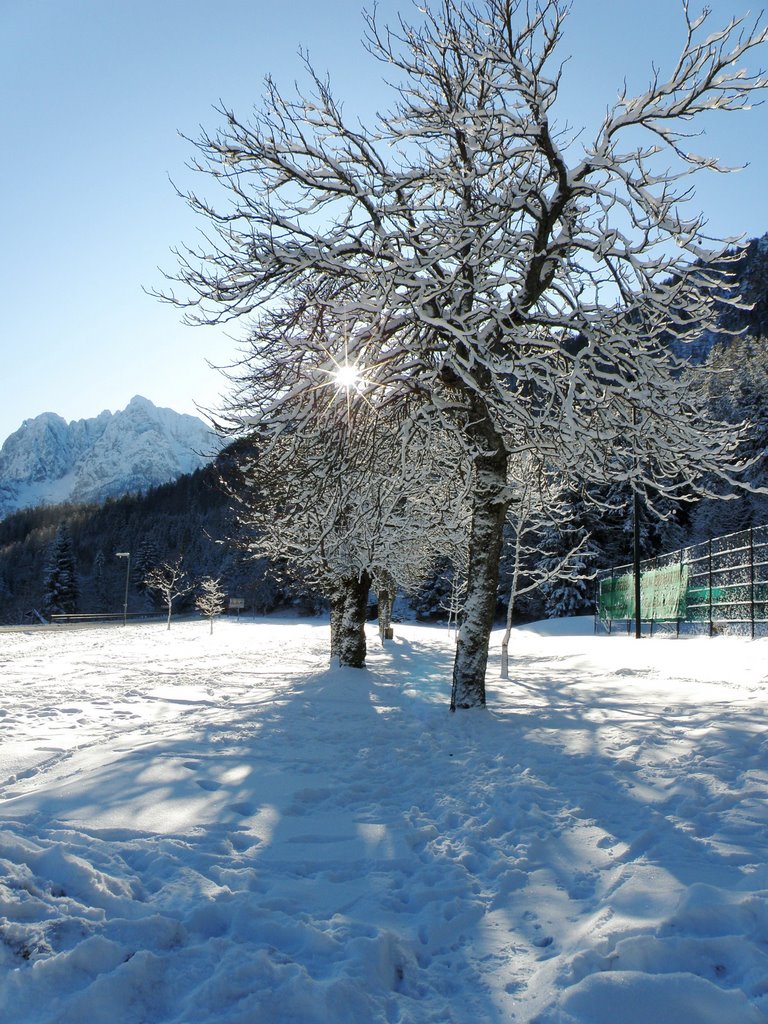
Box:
<box><xmin>0</xmin><ymin>460</ymin><xmax>303</xmax><ymax>625</ymax></box>
<box><xmin>2</xmin><ymin>236</ymin><xmax>767</xmax><ymax>628</ymax></box>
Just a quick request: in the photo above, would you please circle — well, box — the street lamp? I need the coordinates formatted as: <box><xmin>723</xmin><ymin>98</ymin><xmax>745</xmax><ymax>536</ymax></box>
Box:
<box><xmin>116</xmin><ymin>552</ymin><xmax>130</xmax><ymax>626</ymax></box>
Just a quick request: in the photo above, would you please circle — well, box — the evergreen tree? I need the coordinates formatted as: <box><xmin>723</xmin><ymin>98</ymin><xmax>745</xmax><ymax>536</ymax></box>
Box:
<box><xmin>133</xmin><ymin>538</ymin><xmax>162</xmax><ymax>607</ymax></box>
<box><xmin>42</xmin><ymin>525</ymin><xmax>78</xmax><ymax>618</ymax></box>
<box><xmin>691</xmin><ymin>334</ymin><xmax>768</xmax><ymax>539</ymax></box>
<box><xmin>410</xmin><ymin>557</ymin><xmax>464</xmax><ymax>622</ymax></box>
<box><xmin>91</xmin><ymin>550</ymin><xmax>109</xmax><ymax>611</ymax></box>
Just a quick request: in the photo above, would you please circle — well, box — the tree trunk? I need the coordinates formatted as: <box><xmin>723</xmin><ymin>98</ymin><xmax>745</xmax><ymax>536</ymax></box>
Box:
<box><xmin>500</xmin><ymin>593</ymin><xmax>515</xmax><ymax>680</ymax></box>
<box><xmin>330</xmin><ymin>571</ymin><xmax>371</xmax><ymax>668</ymax></box>
<box><xmin>329</xmin><ymin>589</ymin><xmax>344</xmax><ymax>662</ymax></box>
<box><xmin>500</xmin><ymin>600</ymin><xmax>513</xmax><ymax>681</ymax></box>
<box><xmin>378</xmin><ymin>588</ymin><xmax>393</xmax><ymax>643</ymax></box>
<box><xmin>451</xmin><ymin>444</ymin><xmax>509</xmax><ymax>710</ymax></box>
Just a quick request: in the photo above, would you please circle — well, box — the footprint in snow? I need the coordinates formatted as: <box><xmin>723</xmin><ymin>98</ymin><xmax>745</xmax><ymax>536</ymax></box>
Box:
<box><xmin>597</xmin><ymin>834</ymin><xmax>620</xmax><ymax>850</ymax></box>
<box><xmin>285</xmin><ymin>833</ymin><xmax>356</xmax><ymax>844</ymax></box>
<box><xmin>229</xmin><ymin>831</ymin><xmax>257</xmax><ymax>852</ymax></box>
<box><xmin>522</xmin><ymin>913</ymin><xmax>557</xmax><ymax>958</ymax></box>
<box><xmin>228</xmin><ymin>801</ymin><xmax>256</xmax><ymax>817</ymax></box>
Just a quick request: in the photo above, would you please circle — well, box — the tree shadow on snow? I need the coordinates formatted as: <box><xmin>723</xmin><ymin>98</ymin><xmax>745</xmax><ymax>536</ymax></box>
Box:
<box><xmin>3</xmin><ymin>621</ymin><xmax>767</xmax><ymax>1022</ymax></box>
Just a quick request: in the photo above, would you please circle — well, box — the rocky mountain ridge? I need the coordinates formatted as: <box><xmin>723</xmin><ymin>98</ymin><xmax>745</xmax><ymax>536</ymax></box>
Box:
<box><xmin>0</xmin><ymin>396</ymin><xmax>220</xmax><ymax>518</ymax></box>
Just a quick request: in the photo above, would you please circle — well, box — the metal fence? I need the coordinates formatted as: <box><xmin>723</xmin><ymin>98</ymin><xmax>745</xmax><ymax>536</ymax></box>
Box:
<box><xmin>595</xmin><ymin>523</ymin><xmax>768</xmax><ymax>638</ymax></box>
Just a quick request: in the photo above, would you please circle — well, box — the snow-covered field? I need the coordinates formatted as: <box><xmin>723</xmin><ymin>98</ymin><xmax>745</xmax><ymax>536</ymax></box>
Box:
<box><xmin>1</xmin><ymin>616</ymin><xmax>767</xmax><ymax>1023</ymax></box>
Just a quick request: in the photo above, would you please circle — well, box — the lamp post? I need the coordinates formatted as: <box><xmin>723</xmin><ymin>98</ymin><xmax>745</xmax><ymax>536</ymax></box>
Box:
<box><xmin>116</xmin><ymin>552</ymin><xmax>130</xmax><ymax>626</ymax></box>
<box><xmin>631</xmin><ymin>406</ymin><xmax>642</xmax><ymax>640</ymax></box>
<box><xmin>632</xmin><ymin>491</ymin><xmax>642</xmax><ymax>640</ymax></box>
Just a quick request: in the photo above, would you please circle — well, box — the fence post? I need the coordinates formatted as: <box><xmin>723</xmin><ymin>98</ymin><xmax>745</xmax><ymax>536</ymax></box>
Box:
<box><xmin>598</xmin><ymin>573</ymin><xmax>606</xmax><ymax>634</ymax></box>
<box><xmin>708</xmin><ymin>538</ymin><xmax>713</xmax><ymax>637</ymax></box>
<box><xmin>677</xmin><ymin>547</ymin><xmax>683</xmax><ymax>638</ymax></box>
<box><xmin>609</xmin><ymin>568</ymin><xmax>614</xmax><ymax>635</ymax></box>
<box><xmin>750</xmin><ymin>527</ymin><xmax>755</xmax><ymax>640</ymax></box>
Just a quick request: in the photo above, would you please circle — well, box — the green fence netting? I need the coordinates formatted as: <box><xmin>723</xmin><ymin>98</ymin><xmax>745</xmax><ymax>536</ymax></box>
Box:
<box><xmin>599</xmin><ymin>564</ymin><xmax>689</xmax><ymax>622</ymax></box>
<box><xmin>597</xmin><ymin>524</ymin><xmax>768</xmax><ymax>634</ymax></box>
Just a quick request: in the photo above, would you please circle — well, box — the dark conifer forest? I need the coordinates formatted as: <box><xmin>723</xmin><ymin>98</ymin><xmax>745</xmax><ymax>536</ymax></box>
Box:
<box><xmin>0</xmin><ymin>462</ymin><xmax>290</xmax><ymax>625</ymax></box>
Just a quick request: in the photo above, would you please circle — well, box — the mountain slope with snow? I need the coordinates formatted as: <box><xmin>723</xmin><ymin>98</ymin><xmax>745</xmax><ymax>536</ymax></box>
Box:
<box><xmin>0</xmin><ymin>397</ymin><xmax>219</xmax><ymax>517</ymax></box>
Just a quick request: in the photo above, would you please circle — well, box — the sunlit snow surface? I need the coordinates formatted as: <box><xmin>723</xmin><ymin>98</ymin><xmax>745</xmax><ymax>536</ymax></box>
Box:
<box><xmin>1</xmin><ymin>617</ymin><xmax>768</xmax><ymax>1023</ymax></box>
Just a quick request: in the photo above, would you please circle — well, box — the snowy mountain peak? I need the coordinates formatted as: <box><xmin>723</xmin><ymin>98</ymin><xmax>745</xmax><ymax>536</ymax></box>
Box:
<box><xmin>0</xmin><ymin>397</ymin><xmax>221</xmax><ymax>518</ymax></box>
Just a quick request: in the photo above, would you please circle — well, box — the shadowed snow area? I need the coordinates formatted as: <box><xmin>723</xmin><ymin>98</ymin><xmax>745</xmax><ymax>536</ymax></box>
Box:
<box><xmin>1</xmin><ymin>617</ymin><xmax>767</xmax><ymax>1022</ymax></box>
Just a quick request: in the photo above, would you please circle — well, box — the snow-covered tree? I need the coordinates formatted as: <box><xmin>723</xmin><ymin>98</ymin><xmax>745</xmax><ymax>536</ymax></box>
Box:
<box><xmin>499</xmin><ymin>456</ymin><xmax>594</xmax><ymax>678</ymax></box>
<box><xmin>536</xmin><ymin>511</ymin><xmax>598</xmax><ymax>620</ymax></box>
<box><xmin>690</xmin><ymin>334</ymin><xmax>768</xmax><ymax>538</ymax></box>
<box><xmin>133</xmin><ymin>538</ymin><xmax>161</xmax><ymax>605</ymax></box>
<box><xmin>196</xmin><ymin>576</ymin><xmax>226</xmax><ymax>634</ymax></box>
<box><xmin>91</xmin><ymin>549</ymin><xmax>110</xmax><ymax>612</ymax></box>
<box><xmin>144</xmin><ymin>556</ymin><xmax>191</xmax><ymax>630</ymax></box>
<box><xmin>42</xmin><ymin>525</ymin><xmax>78</xmax><ymax>619</ymax></box>
<box><xmin>410</xmin><ymin>557</ymin><xmax>463</xmax><ymax>622</ymax></box>
<box><xmin>163</xmin><ymin>0</ymin><xmax>767</xmax><ymax>707</ymax></box>
<box><xmin>230</xmin><ymin>410</ymin><xmax>470</xmax><ymax>668</ymax></box>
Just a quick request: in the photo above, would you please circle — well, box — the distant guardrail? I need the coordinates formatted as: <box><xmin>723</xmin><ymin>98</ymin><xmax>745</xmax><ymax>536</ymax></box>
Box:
<box><xmin>596</xmin><ymin>524</ymin><xmax>768</xmax><ymax>638</ymax></box>
<box><xmin>49</xmin><ymin>611</ymin><xmax>162</xmax><ymax>625</ymax></box>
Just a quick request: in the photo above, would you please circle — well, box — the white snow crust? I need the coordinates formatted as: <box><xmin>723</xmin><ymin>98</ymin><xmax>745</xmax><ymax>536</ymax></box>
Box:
<box><xmin>1</xmin><ymin>616</ymin><xmax>767</xmax><ymax>1022</ymax></box>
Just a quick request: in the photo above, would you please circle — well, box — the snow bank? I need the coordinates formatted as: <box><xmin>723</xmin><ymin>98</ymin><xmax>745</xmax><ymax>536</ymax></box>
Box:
<box><xmin>1</xmin><ymin>617</ymin><xmax>767</xmax><ymax>1022</ymax></box>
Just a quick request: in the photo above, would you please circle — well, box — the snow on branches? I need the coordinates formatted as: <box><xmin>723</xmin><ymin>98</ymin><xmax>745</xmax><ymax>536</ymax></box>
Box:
<box><xmin>144</xmin><ymin>557</ymin><xmax>192</xmax><ymax>631</ymax></box>
<box><xmin>162</xmin><ymin>0</ymin><xmax>768</xmax><ymax>705</ymax></box>
<box><xmin>228</xmin><ymin>409</ymin><xmax>471</xmax><ymax>667</ymax></box>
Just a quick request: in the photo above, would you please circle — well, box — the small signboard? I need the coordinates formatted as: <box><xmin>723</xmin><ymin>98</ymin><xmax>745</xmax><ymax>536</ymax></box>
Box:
<box><xmin>229</xmin><ymin>598</ymin><xmax>245</xmax><ymax>610</ymax></box>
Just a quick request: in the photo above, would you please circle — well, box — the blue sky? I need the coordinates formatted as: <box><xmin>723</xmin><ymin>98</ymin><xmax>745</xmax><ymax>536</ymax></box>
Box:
<box><xmin>2</xmin><ymin>0</ymin><xmax>766</xmax><ymax>443</ymax></box>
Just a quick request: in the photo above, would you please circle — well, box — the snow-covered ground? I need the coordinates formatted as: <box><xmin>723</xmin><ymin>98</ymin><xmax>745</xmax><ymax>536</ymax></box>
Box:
<box><xmin>1</xmin><ymin>616</ymin><xmax>767</xmax><ymax>1023</ymax></box>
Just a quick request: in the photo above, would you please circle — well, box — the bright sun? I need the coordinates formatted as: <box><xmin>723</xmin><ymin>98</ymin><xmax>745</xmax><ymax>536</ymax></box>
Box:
<box><xmin>334</xmin><ymin>363</ymin><xmax>361</xmax><ymax>390</ymax></box>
